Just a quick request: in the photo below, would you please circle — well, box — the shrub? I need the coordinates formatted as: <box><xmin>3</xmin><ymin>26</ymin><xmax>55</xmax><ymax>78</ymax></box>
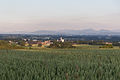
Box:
<box><xmin>49</xmin><ymin>41</ymin><xmax>75</xmax><ymax>48</ymax></box>
<box><xmin>99</xmin><ymin>44</ymin><xmax>113</xmax><ymax>48</ymax></box>
<box><xmin>0</xmin><ymin>40</ymin><xmax>24</xmax><ymax>49</ymax></box>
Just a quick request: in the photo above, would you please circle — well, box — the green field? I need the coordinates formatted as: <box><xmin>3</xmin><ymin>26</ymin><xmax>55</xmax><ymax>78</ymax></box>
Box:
<box><xmin>0</xmin><ymin>48</ymin><xmax>120</xmax><ymax>80</ymax></box>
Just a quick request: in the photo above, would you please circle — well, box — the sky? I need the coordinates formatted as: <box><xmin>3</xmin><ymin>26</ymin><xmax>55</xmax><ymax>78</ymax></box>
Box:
<box><xmin>0</xmin><ymin>0</ymin><xmax>120</xmax><ymax>33</ymax></box>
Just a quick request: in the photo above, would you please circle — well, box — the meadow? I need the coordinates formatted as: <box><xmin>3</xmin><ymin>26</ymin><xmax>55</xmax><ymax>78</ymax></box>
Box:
<box><xmin>0</xmin><ymin>48</ymin><xmax>120</xmax><ymax>80</ymax></box>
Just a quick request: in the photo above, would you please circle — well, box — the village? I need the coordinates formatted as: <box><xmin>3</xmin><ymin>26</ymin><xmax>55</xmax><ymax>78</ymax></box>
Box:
<box><xmin>8</xmin><ymin>37</ymin><xmax>65</xmax><ymax>48</ymax></box>
<box><xmin>7</xmin><ymin>36</ymin><xmax>116</xmax><ymax>49</ymax></box>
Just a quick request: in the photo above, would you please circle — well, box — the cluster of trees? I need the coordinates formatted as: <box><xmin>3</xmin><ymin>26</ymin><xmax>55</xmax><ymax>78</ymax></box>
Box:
<box><xmin>112</xmin><ymin>42</ymin><xmax>120</xmax><ymax>46</ymax></box>
<box><xmin>0</xmin><ymin>40</ymin><xmax>24</xmax><ymax>49</ymax></box>
<box><xmin>74</xmin><ymin>40</ymin><xmax>114</xmax><ymax>48</ymax></box>
<box><xmin>73</xmin><ymin>40</ymin><xmax>105</xmax><ymax>45</ymax></box>
<box><xmin>99</xmin><ymin>44</ymin><xmax>113</xmax><ymax>48</ymax></box>
<box><xmin>49</xmin><ymin>41</ymin><xmax>75</xmax><ymax>48</ymax></box>
<box><xmin>18</xmin><ymin>41</ymin><xmax>25</xmax><ymax>46</ymax></box>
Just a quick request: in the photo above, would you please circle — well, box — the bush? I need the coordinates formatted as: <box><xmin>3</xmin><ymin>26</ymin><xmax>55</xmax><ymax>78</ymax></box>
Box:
<box><xmin>18</xmin><ymin>41</ymin><xmax>25</xmax><ymax>46</ymax></box>
<box><xmin>0</xmin><ymin>40</ymin><xmax>24</xmax><ymax>49</ymax></box>
<box><xmin>99</xmin><ymin>44</ymin><xmax>113</xmax><ymax>48</ymax></box>
<box><xmin>49</xmin><ymin>41</ymin><xmax>75</xmax><ymax>48</ymax></box>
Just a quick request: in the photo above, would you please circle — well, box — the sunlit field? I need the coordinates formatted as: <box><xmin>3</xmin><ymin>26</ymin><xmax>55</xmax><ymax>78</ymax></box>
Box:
<box><xmin>0</xmin><ymin>48</ymin><xmax>120</xmax><ymax>80</ymax></box>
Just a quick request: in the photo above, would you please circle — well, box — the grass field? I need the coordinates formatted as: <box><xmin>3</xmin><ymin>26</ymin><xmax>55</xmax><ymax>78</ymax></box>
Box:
<box><xmin>0</xmin><ymin>48</ymin><xmax>120</xmax><ymax>80</ymax></box>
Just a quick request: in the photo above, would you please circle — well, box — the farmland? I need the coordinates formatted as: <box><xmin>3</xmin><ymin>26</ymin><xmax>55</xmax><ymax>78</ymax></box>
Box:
<box><xmin>0</xmin><ymin>48</ymin><xmax>120</xmax><ymax>80</ymax></box>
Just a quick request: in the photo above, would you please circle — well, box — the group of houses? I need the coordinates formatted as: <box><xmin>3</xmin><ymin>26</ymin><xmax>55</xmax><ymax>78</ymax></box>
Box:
<box><xmin>9</xmin><ymin>40</ymin><xmax>53</xmax><ymax>47</ymax></box>
<box><xmin>8</xmin><ymin>37</ymin><xmax>65</xmax><ymax>47</ymax></box>
<box><xmin>8</xmin><ymin>37</ymin><xmax>114</xmax><ymax>48</ymax></box>
<box><xmin>25</xmin><ymin>40</ymin><xmax>53</xmax><ymax>47</ymax></box>
<box><xmin>24</xmin><ymin>37</ymin><xmax>65</xmax><ymax>47</ymax></box>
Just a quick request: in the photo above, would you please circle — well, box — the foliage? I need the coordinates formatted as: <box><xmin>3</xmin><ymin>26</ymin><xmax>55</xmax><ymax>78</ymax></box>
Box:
<box><xmin>0</xmin><ymin>49</ymin><xmax>120</xmax><ymax>80</ymax></box>
<box><xmin>38</xmin><ymin>44</ymin><xmax>42</xmax><ymax>47</ymax></box>
<box><xmin>0</xmin><ymin>40</ymin><xmax>24</xmax><ymax>49</ymax></box>
<box><xmin>74</xmin><ymin>40</ymin><xmax>105</xmax><ymax>45</ymax></box>
<box><xmin>49</xmin><ymin>41</ymin><xmax>75</xmax><ymax>48</ymax></box>
<box><xmin>99</xmin><ymin>44</ymin><xmax>113</xmax><ymax>48</ymax></box>
<box><xmin>18</xmin><ymin>41</ymin><xmax>25</xmax><ymax>46</ymax></box>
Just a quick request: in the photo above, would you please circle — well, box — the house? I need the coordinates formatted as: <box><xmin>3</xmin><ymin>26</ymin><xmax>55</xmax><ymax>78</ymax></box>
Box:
<box><xmin>26</xmin><ymin>41</ymin><xmax>38</xmax><ymax>47</ymax></box>
<box><xmin>9</xmin><ymin>41</ymin><xmax>13</xmax><ymax>44</ymax></box>
<box><xmin>23</xmin><ymin>39</ymin><xmax>30</xmax><ymax>41</ymax></box>
<box><xmin>30</xmin><ymin>41</ymin><xmax>38</xmax><ymax>47</ymax></box>
<box><xmin>25</xmin><ymin>42</ymin><xmax>29</xmax><ymax>46</ymax></box>
<box><xmin>42</xmin><ymin>40</ymin><xmax>53</xmax><ymax>47</ymax></box>
<box><xmin>25</xmin><ymin>40</ymin><xmax>52</xmax><ymax>47</ymax></box>
<box><xmin>105</xmin><ymin>42</ymin><xmax>112</xmax><ymax>45</ymax></box>
<box><xmin>57</xmin><ymin>37</ymin><xmax>65</xmax><ymax>42</ymax></box>
<box><xmin>9</xmin><ymin>41</ymin><xmax>18</xmax><ymax>45</ymax></box>
<box><xmin>33</xmin><ymin>39</ymin><xmax>38</xmax><ymax>42</ymax></box>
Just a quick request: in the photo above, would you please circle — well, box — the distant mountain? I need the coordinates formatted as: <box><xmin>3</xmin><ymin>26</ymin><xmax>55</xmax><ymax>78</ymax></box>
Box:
<box><xmin>30</xmin><ymin>30</ymin><xmax>63</xmax><ymax>35</ymax></box>
<box><xmin>5</xmin><ymin>31</ymin><xmax>29</xmax><ymax>34</ymax></box>
<box><xmin>59</xmin><ymin>29</ymin><xmax>97</xmax><ymax>35</ymax></box>
<box><xmin>31</xmin><ymin>29</ymin><xmax>120</xmax><ymax>35</ymax></box>
<box><xmin>61</xmin><ymin>29</ymin><xmax>120</xmax><ymax>35</ymax></box>
<box><xmin>9</xmin><ymin>29</ymin><xmax>120</xmax><ymax>35</ymax></box>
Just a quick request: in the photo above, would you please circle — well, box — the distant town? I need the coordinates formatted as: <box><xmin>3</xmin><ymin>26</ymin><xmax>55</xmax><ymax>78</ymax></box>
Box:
<box><xmin>9</xmin><ymin>37</ymin><xmax>65</xmax><ymax>48</ymax></box>
<box><xmin>0</xmin><ymin>34</ymin><xmax>120</xmax><ymax>49</ymax></box>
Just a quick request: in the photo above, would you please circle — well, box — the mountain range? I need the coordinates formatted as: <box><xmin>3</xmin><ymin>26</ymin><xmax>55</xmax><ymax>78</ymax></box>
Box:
<box><xmin>7</xmin><ymin>29</ymin><xmax>120</xmax><ymax>35</ymax></box>
<box><xmin>31</xmin><ymin>29</ymin><xmax>120</xmax><ymax>35</ymax></box>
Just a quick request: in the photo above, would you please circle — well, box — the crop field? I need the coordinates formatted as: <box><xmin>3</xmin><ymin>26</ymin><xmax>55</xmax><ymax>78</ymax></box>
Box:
<box><xmin>0</xmin><ymin>49</ymin><xmax>120</xmax><ymax>80</ymax></box>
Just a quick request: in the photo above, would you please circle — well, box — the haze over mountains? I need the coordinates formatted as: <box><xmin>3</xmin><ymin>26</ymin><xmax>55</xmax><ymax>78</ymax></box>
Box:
<box><xmin>6</xmin><ymin>29</ymin><xmax>120</xmax><ymax>35</ymax></box>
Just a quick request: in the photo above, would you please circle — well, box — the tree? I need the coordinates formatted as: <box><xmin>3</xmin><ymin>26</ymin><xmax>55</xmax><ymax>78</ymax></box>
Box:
<box><xmin>38</xmin><ymin>44</ymin><xmax>42</xmax><ymax>47</ymax></box>
<box><xmin>99</xmin><ymin>44</ymin><xmax>113</xmax><ymax>48</ymax></box>
<box><xmin>18</xmin><ymin>41</ymin><xmax>25</xmax><ymax>46</ymax></box>
<box><xmin>49</xmin><ymin>41</ymin><xmax>75</xmax><ymax>48</ymax></box>
<box><xmin>0</xmin><ymin>40</ymin><xmax>24</xmax><ymax>49</ymax></box>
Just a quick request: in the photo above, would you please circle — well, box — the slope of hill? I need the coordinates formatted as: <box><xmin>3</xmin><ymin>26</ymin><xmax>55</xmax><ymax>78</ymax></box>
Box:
<box><xmin>31</xmin><ymin>29</ymin><xmax>120</xmax><ymax>35</ymax></box>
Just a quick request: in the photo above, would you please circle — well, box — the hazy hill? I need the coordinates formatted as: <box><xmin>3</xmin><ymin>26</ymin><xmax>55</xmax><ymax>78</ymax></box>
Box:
<box><xmin>6</xmin><ymin>29</ymin><xmax>120</xmax><ymax>35</ymax></box>
<box><xmin>31</xmin><ymin>29</ymin><xmax>120</xmax><ymax>35</ymax></box>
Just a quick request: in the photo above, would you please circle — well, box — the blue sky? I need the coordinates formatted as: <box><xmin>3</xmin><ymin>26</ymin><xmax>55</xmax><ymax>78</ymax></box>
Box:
<box><xmin>0</xmin><ymin>0</ymin><xmax>120</xmax><ymax>33</ymax></box>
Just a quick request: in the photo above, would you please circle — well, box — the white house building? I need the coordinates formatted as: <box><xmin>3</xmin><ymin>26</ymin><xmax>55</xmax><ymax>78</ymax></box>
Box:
<box><xmin>57</xmin><ymin>37</ymin><xmax>65</xmax><ymax>42</ymax></box>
